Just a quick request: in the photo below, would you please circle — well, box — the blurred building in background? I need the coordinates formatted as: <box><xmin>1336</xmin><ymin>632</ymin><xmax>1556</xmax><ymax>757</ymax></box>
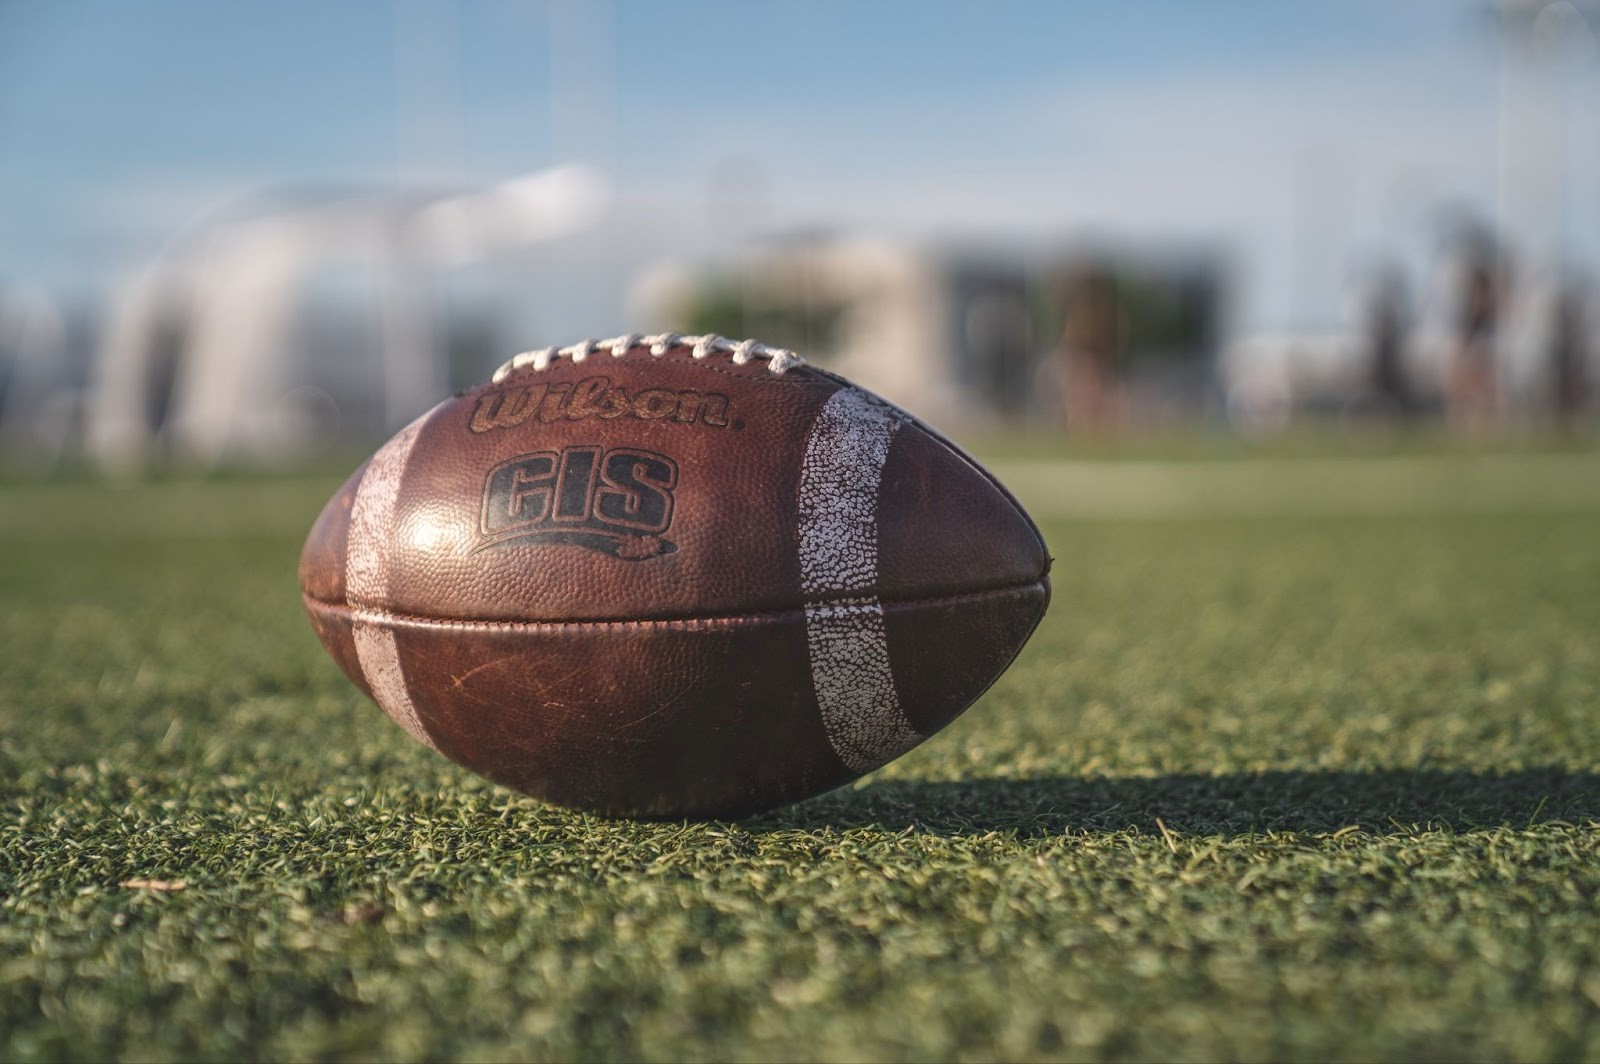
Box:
<box><xmin>0</xmin><ymin>288</ymin><xmax>97</xmax><ymax>462</ymax></box>
<box><xmin>639</xmin><ymin>235</ymin><xmax>1226</xmax><ymax>431</ymax></box>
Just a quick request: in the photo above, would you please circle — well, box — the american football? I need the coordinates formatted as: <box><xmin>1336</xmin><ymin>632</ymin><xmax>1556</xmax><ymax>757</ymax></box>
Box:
<box><xmin>299</xmin><ymin>333</ymin><xmax>1050</xmax><ymax>818</ymax></box>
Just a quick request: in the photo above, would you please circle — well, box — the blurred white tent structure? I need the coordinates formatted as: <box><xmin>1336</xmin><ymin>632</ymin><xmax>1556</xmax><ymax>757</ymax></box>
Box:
<box><xmin>86</xmin><ymin>165</ymin><xmax>608</xmax><ymax>470</ymax></box>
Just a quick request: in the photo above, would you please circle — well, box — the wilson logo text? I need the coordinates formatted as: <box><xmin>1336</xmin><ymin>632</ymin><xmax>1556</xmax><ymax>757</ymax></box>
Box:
<box><xmin>470</xmin><ymin>376</ymin><xmax>734</xmax><ymax>434</ymax></box>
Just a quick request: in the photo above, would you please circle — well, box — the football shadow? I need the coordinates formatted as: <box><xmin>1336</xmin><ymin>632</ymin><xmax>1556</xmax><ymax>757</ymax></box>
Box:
<box><xmin>750</xmin><ymin>768</ymin><xmax>1600</xmax><ymax>838</ymax></box>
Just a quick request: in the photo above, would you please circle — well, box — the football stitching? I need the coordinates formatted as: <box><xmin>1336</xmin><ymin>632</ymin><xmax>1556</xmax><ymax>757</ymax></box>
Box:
<box><xmin>491</xmin><ymin>333</ymin><xmax>805</xmax><ymax>384</ymax></box>
<box><xmin>300</xmin><ymin>579</ymin><xmax>1048</xmax><ymax>633</ymax></box>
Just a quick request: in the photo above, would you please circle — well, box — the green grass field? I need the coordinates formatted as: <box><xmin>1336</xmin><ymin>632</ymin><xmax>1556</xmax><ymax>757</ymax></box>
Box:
<box><xmin>3</xmin><ymin>444</ymin><xmax>1600</xmax><ymax>1061</ymax></box>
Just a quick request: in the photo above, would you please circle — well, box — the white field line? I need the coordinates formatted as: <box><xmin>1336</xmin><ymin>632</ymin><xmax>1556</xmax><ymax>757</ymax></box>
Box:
<box><xmin>992</xmin><ymin>453</ymin><xmax>1600</xmax><ymax>520</ymax></box>
<box><xmin>0</xmin><ymin>479</ymin><xmax>342</xmax><ymax>541</ymax></box>
<box><xmin>0</xmin><ymin>453</ymin><xmax>1598</xmax><ymax>541</ymax></box>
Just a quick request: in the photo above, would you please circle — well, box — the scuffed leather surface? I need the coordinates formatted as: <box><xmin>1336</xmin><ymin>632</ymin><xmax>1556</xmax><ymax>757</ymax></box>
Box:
<box><xmin>298</xmin><ymin>460</ymin><xmax>366</xmax><ymax>608</ymax></box>
<box><xmin>379</xmin><ymin>354</ymin><xmax>836</xmax><ymax>623</ymax></box>
<box><xmin>302</xmin><ymin>581</ymin><xmax>1048</xmax><ymax>818</ymax></box>
<box><xmin>875</xmin><ymin>423</ymin><xmax>1048</xmax><ymax>602</ymax></box>
<box><xmin>884</xmin><ymin>583</ymin><xmax>1050</xmax><ymax>737</ymax></box>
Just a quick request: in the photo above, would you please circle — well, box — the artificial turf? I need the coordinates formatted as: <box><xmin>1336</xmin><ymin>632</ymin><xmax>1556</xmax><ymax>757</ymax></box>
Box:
<box><xmin>2</xmin><ymin>451</ymin><xmax>1599</xmax><ymax>1061</ymax></box>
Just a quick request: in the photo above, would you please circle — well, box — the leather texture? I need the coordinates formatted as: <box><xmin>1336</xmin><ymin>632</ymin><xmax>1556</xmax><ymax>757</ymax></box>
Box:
<box><xmin>300</xmin><ymin>341</ymin><xmax>1052</xmax><ymax>818</ymax></box>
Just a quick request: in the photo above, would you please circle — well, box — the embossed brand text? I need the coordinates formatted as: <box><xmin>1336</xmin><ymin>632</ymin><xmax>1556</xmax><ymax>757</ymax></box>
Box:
<box><xmin>478</xmin><ymin>446</ymin><xmax>679</xmax><ymax>560</ymax></box>
<box><xmin>470</xmin><ymin>376</ymin><xmax>731</xmax><ymax>434</ymax></box>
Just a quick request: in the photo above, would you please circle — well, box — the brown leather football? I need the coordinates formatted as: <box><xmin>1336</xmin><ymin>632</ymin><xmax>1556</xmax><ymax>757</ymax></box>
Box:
<box><xmin>299</xmin><ymin>333</ymin><xmax>1050</xmax><ymax>818</ymax></box>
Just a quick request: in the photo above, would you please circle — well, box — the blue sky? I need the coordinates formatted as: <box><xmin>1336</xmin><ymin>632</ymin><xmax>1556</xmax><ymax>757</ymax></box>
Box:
<box><xmin>0</xmin><ymin>1</ymin><xmax>1587</xmax><ymax>338</ymax></box>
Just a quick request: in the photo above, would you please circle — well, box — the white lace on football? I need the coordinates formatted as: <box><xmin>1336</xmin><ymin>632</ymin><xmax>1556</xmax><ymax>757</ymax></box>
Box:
<box><xmin>490</xmin><ymin>333</ymin><xmax>805</xmax><ymax>383</ymax></box>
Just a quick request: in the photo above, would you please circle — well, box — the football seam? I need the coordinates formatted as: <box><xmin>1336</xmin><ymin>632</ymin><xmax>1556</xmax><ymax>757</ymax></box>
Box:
<box><xmin>300</xmin><ymin>578</ymin><xmax>1049</xmax><ymax>633</ymax></box>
